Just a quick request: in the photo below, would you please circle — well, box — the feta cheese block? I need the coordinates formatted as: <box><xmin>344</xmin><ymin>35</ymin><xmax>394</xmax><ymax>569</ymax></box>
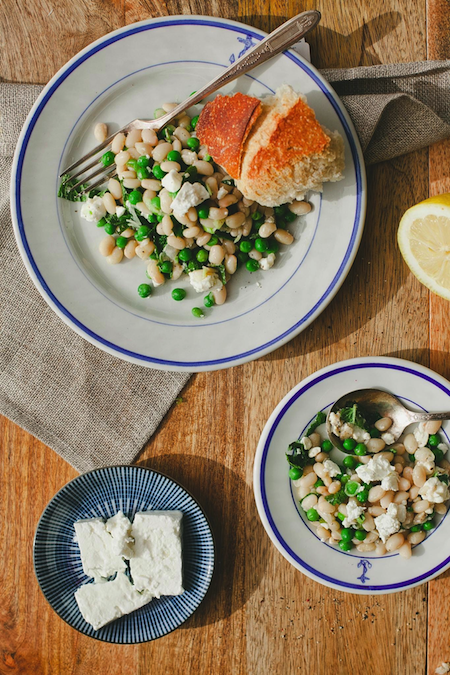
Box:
<box><xmin>170</xmin><ymin>182</ymin><xmax>209</xmax><ymax>218</ymax></box>
<box><xmin>342</xmin><ymin>498</ymin><xmax>365</xmax><ymax>528</ymax></box>
<box><xmin>419</xmin><ymin>476</ymin><xmax>450</xmax><ymax>503</ymax></box>
<box><xmin>356</xmin><ymin>455</ymin><xmax>398</xmax><ymax>491</ymax></box>
<box><xmin>75</xmin><ymin>572</ymin><xmax>153</xmax><ymax>630</ymax></box>
<box><xmin>129</xmin><ymin>511</ymin><xmax>184</xmax><ymax>597</ymax></box>
<box><xmin>105</xmin><ymin>511</ymin><xmax>134</xmax><ymax>558</ymax></box>
<box><xmin>74</xmin><ymin>511</ymin><xmax>132</xmax><ymax>580</ymax></box>
<box><xmin>374</xmin><ymin>503</ymin><xmax>406</xmax><ymax>543</ymax></box>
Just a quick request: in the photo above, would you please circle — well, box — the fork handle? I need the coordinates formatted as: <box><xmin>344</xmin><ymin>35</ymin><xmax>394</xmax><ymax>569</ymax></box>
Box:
<box><xmin>408</xmin><ymin>412</ymin><xmax>450</xmax><ymax>423</ymax></box>
<box><xmin>143</xmin><ymin>10</ymin><xmax>321</xmax><ymax>131</ymax></box>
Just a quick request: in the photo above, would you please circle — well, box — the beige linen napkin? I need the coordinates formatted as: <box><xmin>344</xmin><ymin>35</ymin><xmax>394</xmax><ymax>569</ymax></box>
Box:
<box><xmin>1</xmin><ymin>60</ymin><xmax>449</xmax><ymax>473</ymax></box>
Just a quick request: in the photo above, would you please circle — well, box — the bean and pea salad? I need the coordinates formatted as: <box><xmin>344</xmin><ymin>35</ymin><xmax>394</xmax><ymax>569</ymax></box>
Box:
<box><xmin>58</xmin><ymin>101</ymin><xmax>311</xmax><ymax>315</ymax></box>
<box><xmin>286</xmin><ymin>406</ymin><xmax>450</xmax><ymax>559</ymax></box>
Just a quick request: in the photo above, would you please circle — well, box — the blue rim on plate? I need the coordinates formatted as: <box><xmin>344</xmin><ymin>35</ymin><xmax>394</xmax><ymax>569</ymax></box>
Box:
<box><xmin>253</xmin><ymin>357</ymin><xmax>450</xmax><ymax>594</ymax></box>
<box><xmin>11</xmin><ymin>15</ymin><xmax>366</xmax><ymax>371</ymax></box>
<box><xmin>33</xmin><ymin>465</ymin><xmax>215</xmax><ymax>643</ymax></box>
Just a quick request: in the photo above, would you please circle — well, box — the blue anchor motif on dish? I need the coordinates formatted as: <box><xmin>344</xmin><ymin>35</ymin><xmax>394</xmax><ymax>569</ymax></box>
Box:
<box><xmin>357</xmin><ymin>559</ymin><xmax>372</xmax><ymax>583</ymax></box>
<box><xmin>229</xmin><ymin>35</ymin><xmax>258</xmax><ymax>64</ymax></box>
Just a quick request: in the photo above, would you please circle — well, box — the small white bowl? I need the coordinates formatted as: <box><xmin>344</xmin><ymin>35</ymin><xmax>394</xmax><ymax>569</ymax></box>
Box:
<box><xmin>253</xmin><ymin>356</ymin><xmax>450</xmax><ymax>594</ymax></box>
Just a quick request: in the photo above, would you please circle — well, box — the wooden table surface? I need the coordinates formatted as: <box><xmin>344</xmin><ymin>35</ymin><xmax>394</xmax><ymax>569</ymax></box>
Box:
<box><xmin>2</xmin><ymin>1</ymin><xmax>450</xmax><ymax>674</ymax></box>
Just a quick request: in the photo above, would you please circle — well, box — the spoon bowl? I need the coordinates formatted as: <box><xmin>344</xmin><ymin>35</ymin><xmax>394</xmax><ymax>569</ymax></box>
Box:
<box><xmin>327</xmin><ymin>388</ymin><xmax>450</xmax><ymax>454</ymax></box>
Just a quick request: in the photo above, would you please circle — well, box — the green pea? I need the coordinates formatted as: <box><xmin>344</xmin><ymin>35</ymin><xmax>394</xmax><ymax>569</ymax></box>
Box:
<box><xmin>423</xmin><ymin>520</ymin><xmax>435</xmax><ymax>531</ymax></box>
<box><xmin>370</xmin><ymin>427</ymin><xmax>381</xmax><ymax>438</ymax></box>
<box><xmin>96</xmin><ymin>218</ymin><xmax>107</xmax><ymax>228</ymax></box>
<box><xmin>338</xmin><ymin>540</ymin><xmax>352</xmax><ymax>551</ymax></box>
<box><xmin>314</xmin><ymin>478</ymin><xmax>324</xmax><ymax>488</ymax></box>
<box><xmin>306</xmin><ymin>508</ymin><xmax>320</xmax><ymax>522</ymax></box>
<box><xmin>167</xmin><ymin>150</ymin><xmax>182</xmax><ymax>163</ymax></box>
<box><xmin>343</xmin><ymin>438</ymin><xmax>357</xmax><ymax>451</ymax></box>
<box><xmin>289</xmin><ymin>467</ymin><xmax>302</xmax><ymax>480</ymax></box>
<box><xmin>265</xmin><ymin>239</ymin><xmax>279</xmax><ymax>255</ymax></box>
<box><xmin>191</xmin><ymin>115</ymin><xmax>199</xmax><ymax>130</ymax></box>
<box><xmin>336</xmin><ymin>512</ymin><xmax>345</xmax><ymax>522</ymax></box>
<box><xmin>163</xmin><ymin>125</ymin><xmax>176</xmax><ymax>141</ymax></box>
<box><xmin>178</xmin><ymin>248</ymin><xmax>192</xmax><ymax>262</ymax></box>
<box><xmin>154</xmin><ymin>107</ymin><xmax>165</xmax><ymax>119</ymax></box>
<box><xmin>204</xmin><ymin>293</ymin><xmax>215</xmax><ymax>308</ymax></box>
<box><xmin>160</xmin><ymin>261</ymin><xmax>173</xmax><ymax>275</ymax></box>
<box><xmin>137</xmin><ymin>283</ymin><xmax>152</xmax><ymax>298</ymax></box>
<box><xmin>172</xmin><ymin>288</ymin><xmax>186</xmax><ymax>301</ymax></box>
<box><xmin>354</xmin><ymin>443</ymin><xmax>367</xmax><ymax>456</ymax></box>
<box><xmin>340</xmin><ymin>474</ymin><xmax>350</xmax><ymax>484</ymax></box>
<box><xmin>137</xmin><ymin>155</ymin><xmax>150</xmax><ymax>168</ymax></box>
<box><xmin>408</xmin><ymin>454</ymin><xmax>416</xmax><ymax>462</ymax></box>
<box><xmin>432</xmin><ymin>448</ymin><xmax>444</xmax><ymax>462</ymax></box>
<box><xmin>136</xmin><ymin>225</ymin><xmax>150</xmax><ymax>240</ymax></box>
<box><xmin>251</xmin><ymin>211</ymin><xmax>264</xmax><ymax>221</ymax></box>
<box><xmin>355</xmin><ymin>530</ymin><xmax>367</xmax><ymax>541</ymax></box>
<box><xmin>285</xmin><ymin>210</ymin><xmax>297</xmax><ymax>223</ymax></box>
<box><xmin>100</xmin><ymin>151</ymin><xmax>115</xmax><ymax>167</ymax></box>
<box><xmin>127</xmin><ymin>158</ymin><xmax>139</xmax><ymax>172</ymax></box>
<box><xmin>203</xmin><ymin>153</ymin><xmax>212</xmax><ymax>161</ymax></box>
<box><xmin>343</xmin><ymin>456</ymin><xmax>357</xmax><ymax>469</ymax></box>
<box><xmin>254</xmin><ymin>238</ymin><xmax>268</xmax><ymax>253</ymax></box>
<box><xmin>128</xmin><ymin>190</ymin><xmax>142</xmax><ymax>205</ymax></box>
<box><xmin>340</xmin><ymin>528</ymin><xmax>354</xmax><ymax>542</ymax></box>
<box><xmin>344</xmin><ymin>481</ymin><xmax>360</xmax><ymax>496</ymax></box>
<box><xmin>104</xmin><ymin>222</ymin><xmax>116</xmax><ymax>235</ymax></box>
<box><xmin>428</xmin><ymin>434</ymin><xmax>441</xmax><ymax>447</ymax></box>
<box><xmin>410</xmin><ymin>524</ymin><xmax>422</xmax><ymax>532</ymax></box>
<box><xmin>239</xmin><ymin>240</ymin><xmax>252</xmax><ymax>253</ymax></box>
<box><xmin>237</xmin><ymin>251</ymin><xmax>249</xmax><ymax>264</ymax></box>
<box><xmin>320</xmin><ymin>440</ymin><xmax>333</xmax><ymax>453</ymax></box>
<box><xmin>208</xmin><ymin>236</ymin><xmax>219</xmax><ymax>247</ymax></box>
<box><xmin>246</xmin><ymin>260</ymin><xmax>259</xmax><ymax>272</ymax></box>
<box><xmin>115</xmin><ymin>236</ymin><xmax>127</xmax><ymax>249</ymax></box>
<box><xmin>137</xmin><ymin>167</ymin><xmax>150</xmax><ymax>180</ymax></box>
<box><xmin>196</xmin><ymin>249</ymin><xmax>209</xmax><ymax>263</ymax></box>
<box><xmin>198</xmin><ymin>206</ymin><xmax>209</xmax><ymax>219</ymax></box>
<box><xmin>192</xmin><ymin>307</ymin><xmax>205</xmax><ymax>318</ymax></box>
<box><xmin>152</xmin><ymin>164</ymin><xmax>166</xmax><ymax>179</ymax></box>
<box><xmin>186</xmin><ymin>137</ymin><xmax>200</xmax><ymax>151</ymax></box>
<box><xmin>356</xmin><ymin>490</ymin><xmax>369</xmax><ymax>503</ymax></box>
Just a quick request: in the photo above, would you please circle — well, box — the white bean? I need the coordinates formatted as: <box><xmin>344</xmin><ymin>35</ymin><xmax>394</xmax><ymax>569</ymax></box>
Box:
<box><xmin>209</xmin><ymin>207</ymin><xmax>228</xmax><ymax>221</ymax></box>
<box><xmin>162</xmin><ymin>102</ymin><xmax>179</xmax><ymax>113</ymax></box>
<box><xmin>173</xmin><ymin>126</ymin><xmax>191</xmax><ymax>145</ymax></box>
<box><xmin>412</xmin><ymin>499</ymin><xmax>430</xmax><ymax>513</ymax></box>
<box><xmin>167</xmin><ymin>234</ymin><xmax>186</xmax><ymax>250</ymax></box>
<box><xmin>362</xmin><ymin>513</ymin><xmax>376</xmax><ymax>531</ymax></box>
<box><xmin>375</xmin><ymin>417</ymin><xmax>393</xmax><ymax>432</ymax></box>
<box><xmin>178</xmin><ymin>115</ymin><xmax>192</xmax><ymax>129</ymax></box>
<box><xmin>194</xmin><ymin>160</ymin><xmax>214</xmax><ymax>176</ymax></box>
<box><xmin>367</xmin><ymin>438</ymin><xmax>386</xmax><ymax>453</ymax></box>
<box><xmin>183</xmin><ymin>225</ymin><xmax>201</xmax><ymax>239</ymax></box>
<box><xmin>135</xmin><ymin>239</ymin><xmax>155</xmax><ymax>260</ymax></box>
<box><xmin>385</xmin><ymin>532</ymin><xmax>404</xmax><ymax>552</ymax></box>
<box><xmin>399</xmin><ymin>541</ymin><xmax>412</xmax><ymax>559</ymax></box>
<box><xmin>108</xmin><ymin>178</ymin><xmax>122</xmax><ymax>200</ymax></box>
<box><xmin>258</xmin><ymin>221</ymin><xmax>277</xmax><ymax>238</ymax></box>
<box><xmin>356</xmin><ymin>543</ymin><xmax>375</xmax><ymax>553</ymax></box>
<box><xmin>160</xmin><ymin>160</ymin><xmax>181</xmax><ymax>173</ymax></box>
<box><xmin>409</xmin><ymin>485</ymin><xmax>420</xmax><ymax>499</ymax></box>
<box><xmin>407</xmin><ymin>530</ymin><xmax>426</xmax><ymax>545</ymax></box>
<box><xmin>111</xmin><ymin>132</ymin><xmax>126</xmax><ymax>154</ymax></box>
<box><xmin>102</xmin><ymin>193</ymin><xmax>116</xmax><ymax>215</ymax></box>
<box><xmin>124</xmin><ymin>239</ymin><xmax>138</xmax><ymax>259</ymax></box>
<box><xmin>146</xmin><ymin>259</ymin><xmax>165</xmax><ymax>286</ymax></box>
<box><xmin>123</xmin><ymin>178</ymin><xmax>141</xmax><ymax>189</ymax></box>
<box><xmin>114</xmin><ymin>150</ymin><xmax>130</xmax><ymax>167</ymax></box>
<box><xmin>368</xmin><ymin>486</ymin><xmax>386</xmax><ymax>503</ymax></box>
<box><xmin>141</xmin><ymin>178</ymin><xmax>161</xmax><ymax>191</ymax></box>
<box><xmin>435</xmin><ymin>503</ymin><xmax>447</xmax><ymax>515</ymax></box>
<box><xmin>380</xmin><ymin>491</ymin><xmax>394</xmax><ymax>509</ymax></box>
<box><xmin>142</xmin><ymin>129</ymin><xmax>159</xmax><ymax>145</ymax></box>
<box><xmin>288</xmin><ymin>200</ymin><xmax>312</xmax><ymax>216</ymax></box>
<box><xmin>159</xmin><ymin>189</ymin><xmax>173</xmax><ymax>215</ymax></box>
<box><xmin>404</xmin><ymin>433</ymin><xmax>418</xmax><ymax>453</ymax></box>
<box><xmin>224</xmin><ymin>254</ymin><xmax>237</xmax><ymax>275</ymax></box>
<box><xmin>218</xmin><ymin>194</ymin><xmax>238</xmax><ymax>208</ymax></box>
<box><xmin>135</xmin><ymin>142</ymin><xmax>153</xmax><ymax>156</ymax></box>
<box><xmin>424</xmin><ymin>420</ymin><xmax>442</xmax><ymax>434</ymax></box>
<box><xmin>135</xmin><ymin>201</ymin><xmax>150</xmax><ymax>216</ymax></box>
<box><xmin>94</xmin><ymin>122</ymin><xmax>108</xmax><ymax>143</ymax></box>
<box><xmin>106</xmin><ymin>247</ymin><xmax>123</xmax><ymax>264</ymax></box>
<box><xmin>152</xmin><ymin>143</ymin><xmax>173</xmax><ymax>162</ymax></box>
<box><xmin>196</xmin><ymin>232</ymin><xmax>211</xmax><ymax>247</ymax></box>
<box><xmin>212</xmin><ymin>286</ymin><xmax>227</xmax><ymax>306</ymax></box>
<box><xmin>398</xmin><ymin>477</ymin><xmax>411</xmax><ymax>491</ymax></box>
<box><xmin>226</xmin><ymin>212</ymin><xmax>246</xmax><ymax>229</ymax></box>
<box><xmin>274</xmin><ymin>229</ymin><xmax>294</xmax><ymax>245</ymax></box>
<box><xmin>302</xmin><ymin>494</ymin><xmax>318</xmax><ymax>511</ymax></box>
<box><xmin>412</xmin><ymin>464</ymin><xmax>427</xmax><ymax>487</ymax></box>
<box><xmin>393</xmin><ymin>491</ymin><xmax>409</xmax><ymax>504</ymax></box>
<box><xmin>249</xmin><ymin>249</ymin><xmax>262</xmax><ymax>261</ymax></box>
<box><xmin>187</xmin><ymin>207</ymin><xmax>198</xmax><ymax>222</ymax></box>
<box><xmin>99</xmin><ymin>235</ymin><xmax>115</xmax><ymax>257</ymax></box>
<box><xmin>125</xmin><ymin>129</ymin><xmax>142</xmax><ymax>148</ymax></box>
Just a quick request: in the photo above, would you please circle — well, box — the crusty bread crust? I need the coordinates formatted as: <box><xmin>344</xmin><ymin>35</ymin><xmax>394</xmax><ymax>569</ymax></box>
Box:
<box><xmin>236</xmin><ymin>84</ymin><xmax>345</xmax><ymax>206</ymax></box>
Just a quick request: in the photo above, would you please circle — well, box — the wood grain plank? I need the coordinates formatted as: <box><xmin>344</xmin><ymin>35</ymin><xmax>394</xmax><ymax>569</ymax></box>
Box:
<box><xmin>426</xmin><ymin>2</ymin><xmax>450</xmax><ymax>673</ymax></box>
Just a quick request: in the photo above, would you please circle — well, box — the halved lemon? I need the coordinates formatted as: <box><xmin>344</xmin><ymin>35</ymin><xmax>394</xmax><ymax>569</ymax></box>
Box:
<box><xmin>398</xmin><ymin>193</ymin><xmax>450</xmax><ymax>300</ymax></box>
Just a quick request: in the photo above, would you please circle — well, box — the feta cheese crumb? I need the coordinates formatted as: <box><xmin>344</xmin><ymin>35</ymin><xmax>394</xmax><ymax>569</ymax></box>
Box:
<box><xmin>105</xmin><ymin>511</ymin><xmax>134</xmax><ymax>558</ymax></box>
<box><xmin>419</xmin><ymin>477</ymin><xmax>450</xmax><ymax>503</ymax></box>
<box><xmin>161</xmin><ymin>169</ymin><xmax>183</xmax><ymax>193</ymax></box>
<box><xmin>438</xmin><ymin>442</ymin><xmax>449</xmax><ymax>453</ymax></box>
<box><xmin>415</xmin><ymin>447</ymin><xmax>436</xmax><ymax>473</ymax></box>
<box><xmin>342</xmin><ymin>498</ymin><xmax>365</xmax><ymax>528</ymax></box>
<box><xmin>352</xmin><ymin>426</ymin><xmax>371</xmax><ymax>443</ymax></box>
<box><xmin>374</xmin><ymin>502</ymin><xmax>403</xmax><ymax>543</ymax></box>
<box><xmin>171</xmin><ymin>182</ymin><xmax>209</xmax><ymax>217</ymax></box>
<box><xmin>381</xmin><ymin>431</ymin><xmax>395</xmax><ymax>446</ymax></box>
<box><xmin>329</xmin><ymin>412</ymin><xmax>341</xmax><ymax>436</ymax></box>
<box><xmin>115</xmin><ymin>205</ymin><xmax>125</xmax><ymax>218</ymax></box>
<box><xmin>216</xmin><ymin>186</ymin><xmax>228</xmax><ymax>199</ymax></box>
<box><xmin>301</xmin><ymin>436</ymin><xmax>312</xmax><ymax>450</ymax></box>
<box><xmin>323</xmin><ymin>459</ymin><xmax>340</xmax><ymax>478</ymax></box>
<box><xmin>356</xmin><ymin>455</ymin><xmax>397</xmax><ymax>488</ymax></box>
<box><xmin>260</xmin><ymin>253</ymin><xmax>276</xmax><ymax>271</ymax></box>
<box><xmin>414</xmin><ymin>423</ymin><xmax>429</xmax><ymax>448</ymax></box>
<box><xmin>188</xmin><ymin>267</ymin><xmax>221</xmax><ymax>293</ymax></box>
<box><xmin>308</xmin><ymin>447</ymin><xmax>321</xmax><ymax>458</ymax></box>
<box><xmin>80</xmin><ymin>196</ymin><xmax>106</xmax><ymax>222</ymax></box>
<box><xmin>381</xmin><ymin>471</ymin><xmax>399</xmax><ymax>492</ymax></box>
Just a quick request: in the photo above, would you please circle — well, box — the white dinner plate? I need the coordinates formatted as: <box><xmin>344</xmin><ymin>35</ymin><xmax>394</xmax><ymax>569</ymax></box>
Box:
<box><xmin>253</xmin><ymin>357</ymin><xmax>450</xmax><ymax>594</ymax></box>
<box><xmin>11</xmin><ymin>16</ymin><xmax>366</xmax><ymax>372</ymax></box>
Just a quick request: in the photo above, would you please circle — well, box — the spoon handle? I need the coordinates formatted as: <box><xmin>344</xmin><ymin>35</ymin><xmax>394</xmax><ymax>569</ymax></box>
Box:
<box><xmin>408</xmin><ymin>411</ymin><xmax>450</xmax><ymax>423</ymax></box>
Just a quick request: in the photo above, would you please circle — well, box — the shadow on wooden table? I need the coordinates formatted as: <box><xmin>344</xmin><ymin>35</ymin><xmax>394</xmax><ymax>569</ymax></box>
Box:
<box><xmin>385</xmin><ymin>348</ymin><xmax>450</xmax><ymax>383</ymax></box>
<box><xmin>136</xmin><ymin>454</ymin><xmax>269</xmax><ymax>627</ymax></box>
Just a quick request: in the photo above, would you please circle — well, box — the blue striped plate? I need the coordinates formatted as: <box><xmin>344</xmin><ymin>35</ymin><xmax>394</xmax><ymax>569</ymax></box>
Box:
<box><xmin>33</xmin><ymin>465</ymin><xmax>214</xmax><ymax>643</ymax></box>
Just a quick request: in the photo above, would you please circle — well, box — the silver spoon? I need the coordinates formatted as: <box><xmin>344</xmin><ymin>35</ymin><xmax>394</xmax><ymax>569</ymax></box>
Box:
<box><xmin>326</xmin><ymin>388</ymin><xmax>450</xmax><ymax>454</ymax></box>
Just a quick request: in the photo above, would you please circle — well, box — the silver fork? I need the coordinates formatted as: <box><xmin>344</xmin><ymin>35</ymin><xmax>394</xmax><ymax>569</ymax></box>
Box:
<box><xmin>60</xmin><ymin>9</ymin><xmax>321</xmax><ymax>194</ymax></box>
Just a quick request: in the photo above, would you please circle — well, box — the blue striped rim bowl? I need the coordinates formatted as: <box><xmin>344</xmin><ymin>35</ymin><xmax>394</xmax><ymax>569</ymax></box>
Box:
<box><xmin>11</xmin><ymin>15</ymin><xmax>366</xmax><ymax>372</ymax></box>
<box><xmin>253</xmin><ymin>356</ymin><xmax>450</xmax><ymax>594</ymax></box>
<box><xmin>33</xmin><ymin>465</ymin><xmax>214</xmax><ymax>643</ymax></box>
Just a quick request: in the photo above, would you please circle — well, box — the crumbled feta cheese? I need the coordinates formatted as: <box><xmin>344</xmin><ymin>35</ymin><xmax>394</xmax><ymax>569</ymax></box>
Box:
<box><xmin>74</xmin><ymin>516</ymin><xmax>128</xmax><ymax>581</ymax></box>
<box><xmin>188</xmin><ymin>267</ymin><xmax>221</xmax><ymax>293</ymax></box>
<box><xmin>329</xmin><ymin>412</ymin><xmax>341</xmax><ymax>436</ymax></box>
<box><xmin>75</xmin><ymin>571</ymin><xmax>153</xmax><ymax>630</ymax></box>
<box><xmin>415</xmin><ymin>447</ymin><xmax>436</xmax><ymax>473</ymax></box>
<box><xmin>301</xmin><ymin>436</ymin><xmax>312</xmax><ymax>450</ymax></box>
<box><xmin>162</xmin><ymin>244</ymin><xmax>178</xmax><ymax>262</ymax></box>
<box><xmin>323</xmin><ymin>459</ymin><xmax>341</xmax><ymax>478</ymax></box>
<box><xmin>342</xmin><ymin>498</ymin><xmax>365</xmax><ymax>528</ymax></box>
<box><xmin>374</xmin><ymin>503</ymin><xmax>403</xmax><ymax>543</ymax></box>
<box><xmin>381</xmin><ymin>471</ymin><xmax>399</xmax><ymax>492</ymax></box>
<box><xmin>260</xmin><ymin>253</ymin><xmax>276</xmax><ymax>270</ymax></box>
<box><xmin>352</xmin><ymin>426</ymin><xmax>371</xmax><ymax>443</ymax></box>
<box><xmin>180</xmin><ymin>149</ymin><xmax>197</xmax><ymax>165</ymax></box>
<box><xmin>308</xmin><ymin>447</ymin><xmax>321</xmax><ymax>458</ymax></box>
<box><xmin>105</xmin><ymin>511</ymin><xmax>134</xmax><ymax>558</ymax></box>
<box><xmin>438</xmin><ymin>442</ymin><xmax>449</xmax><ymax>453</ymax></box>
<box><xmin>129</xmin><ymin>511</ymin><xmax>184</xmax><ymax>597</ymax></box>
<box><xmin>419</xmin><ymin>477</ymin><xmax>450</xmax><ymax>503</ymax></box>
<box><xmin>340</xmin><ymin>423</ymin><xmax>354</xmax><ymax>440</ymax></box>
<box><xmin>414</xmin><ymin>423</ymin><xmax>429</xmax><ymax>448</ymax></box>
<box><xmin>356</xmin><ymin>455</ymin><xmax>397</xmax><ymax>486</ymax></box>
<box><xmin>161</xmin><ymin>169</ymin><xmax>183</xmax><ymax>193</ymax></box>
<box><xmin>381</xmin><ymin>431</ymin><xmax>395</xmax><ymax>446</ymax></box>
<box><xmin>115</xmin><ymin>205</ymin><xmax>125</xmax><ymax>218</ymax></box>
<box><xmin>80</xmin><ymin>196</ymin><xmax>106</xmax><ymax>222</ymax></box>
<box><xmin>216</xmin><ymin>186</ymin><xmax>228</xmax><ymax>200</ymax></box>
<box><xmin>171</xmin><ymin>182</ymin><xmax>209</xmax><ymax>217</ymax></box>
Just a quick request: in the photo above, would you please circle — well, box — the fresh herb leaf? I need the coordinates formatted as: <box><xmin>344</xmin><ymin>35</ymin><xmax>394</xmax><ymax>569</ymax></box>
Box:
<box><xmin>325</xmin><ymin>489</ymin><xmax>347</xmax><ymax>505</ymax></box>
<box><xmin>58</xmin><ymin>174</ymin><xmax>88</xmax><ymax>202</ymax></box>
<box><xmin>285</xmin><ymin>440</ymin><xmax>314</xmax><ymax>476</ymax></box>
<box><xmin>305</xmin><ymin>411</ymin><xmax>326</xmax><ymax>436</ymax></box>
<box><xmin>437</xmin><ymin>473</ymin><xmax>449</xmax><ymax>484</ymax></box>
<box><xmin>339</xmin><ymin>404</ymin><xmax>370</xmax><ymax>431</ymax></box>
<box><xmin>217</xmin><ymin>264</ymin><xmax>227</xmax><ymax>286</ymax></box>
<box><xmin>222</xmin><ymin>178</ymin><xmax>235</xmax><ymax>186</ymax></box>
